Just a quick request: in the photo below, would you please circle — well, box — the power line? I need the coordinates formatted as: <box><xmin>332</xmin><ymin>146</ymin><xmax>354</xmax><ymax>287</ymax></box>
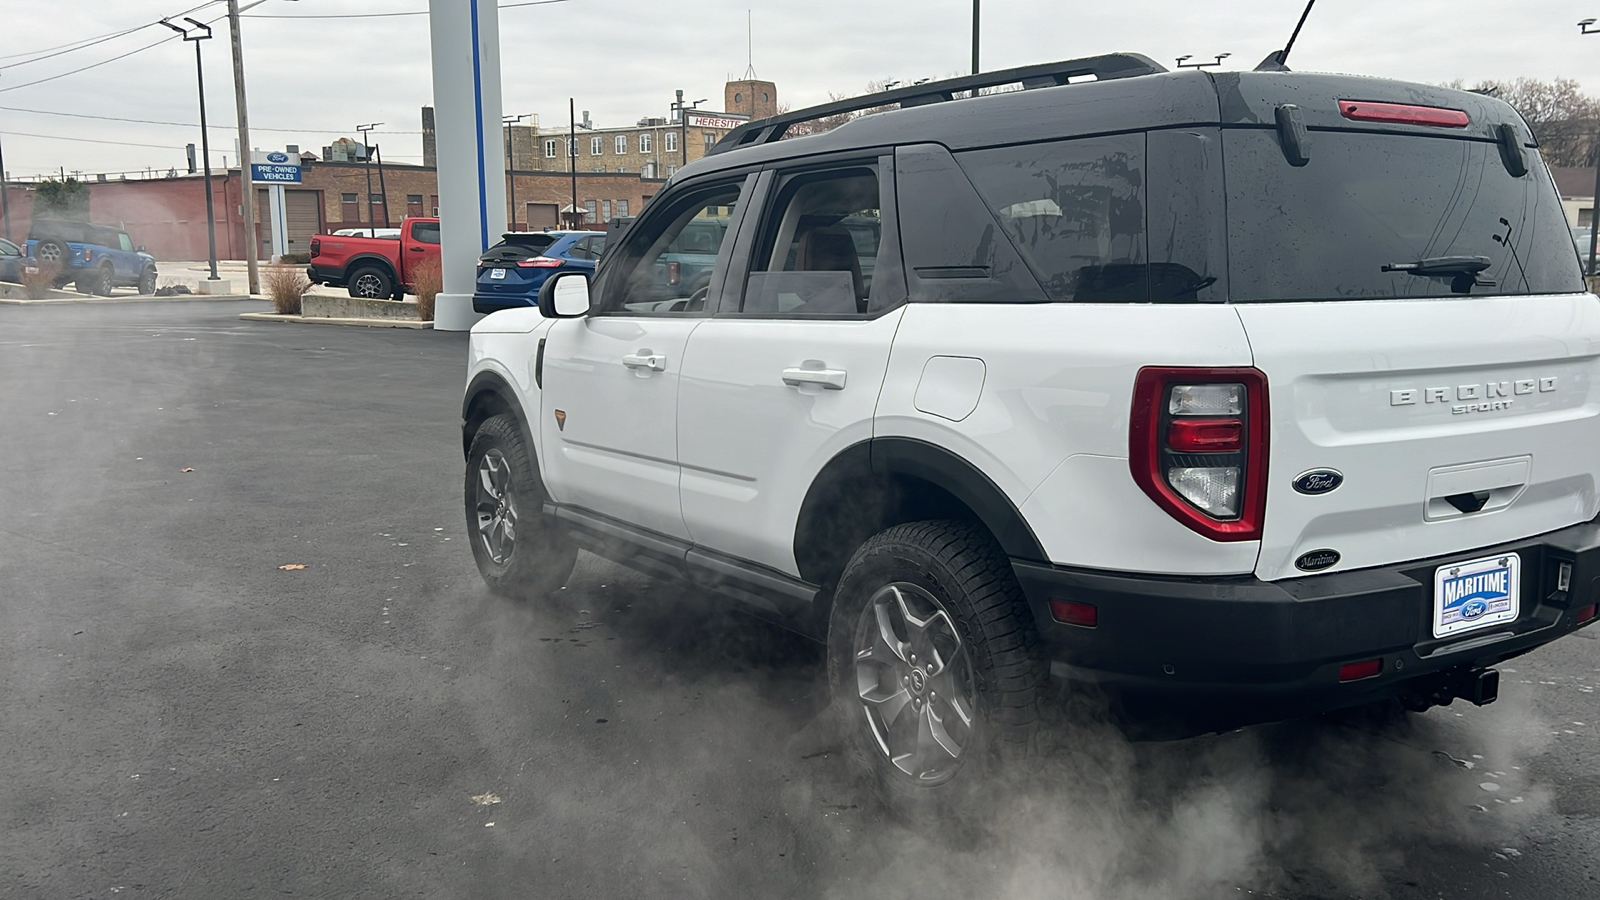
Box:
<box><xmin>0</xmin><ymin>4</ymin><xmax>229</xmax><ymax>93</ymax></box>
<box><xmin>0</xmin><ymin>104</ymin><xmax>421</xmax><ymax>134</ymax></box>
<box><xmin>242</xmin><ymin>0</ymin><xmax>577</xmax><ymax>19</ymax></box>
<box><xmin>0</xmin><ymin>129</ymin><xmax>200</xmax><ymax>151</ymax></box>
<box><xmin>0</xmin><ymin>2</ymin><xmax>220</xmax><ymax>69</ymax></box>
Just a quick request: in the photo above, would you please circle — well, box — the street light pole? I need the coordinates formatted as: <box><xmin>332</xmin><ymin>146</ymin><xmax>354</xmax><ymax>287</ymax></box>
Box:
<box><xmin>972</xmin><ymin>0</ymin><xmax>980</xmax><ymax>74</ymax></box>
<box><xmin>1582</xmin><ymin>20</ymin><xmax>1600</xmax><ymax>276</ymax></box>
<box><xmin>569</xmin><ymin>98</ymin><xmax>579</xmax><ymax>228</ymax></box>
<box><xmin>504</xmin><ymin>113</ymin><xmax>529</xmax><ymax>229</ymax></box>
<box><xmin>356</xmin><ymin>122</ymin><xmax>381</xmax><ymax>234</ymax></box>
<box><xmin>162</xmin><ymin>18</ymin><xmax>219</xmax><ymax>282</ymax></box>
<box><xmin>226</xmin><ymin>0</ymin><xmax>259</xmax><ymax>293</ymax></box>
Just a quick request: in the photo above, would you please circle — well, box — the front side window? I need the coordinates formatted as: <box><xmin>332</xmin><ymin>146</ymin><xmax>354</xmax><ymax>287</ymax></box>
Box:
<box><xmin>737</xmin><ymin>166</ymin><xmax>881</xmax><ymax>316</ymax></box>
<box><xmin>958</xmin><ymin>134</ymin><xmax>1146</xmax><ymax>302</ymax></box>
<box><xmin>600</xmin><ymin>180</ymin><xmax>744</xmax><ymax>314</ymax></box>
<box><xmin>118</xmin><ymin>233</ymin><xmax>135</xmax><ymax>252</ymax></box>
<box><xmin>411</xmin><ymin>221</ymin><xmax>440</xmax><ymax>244</ymax></box>
<box><xmin>1223</xmin><ymin>130</ymin><xmax>1582</xmax><ymax>301</ymax></box>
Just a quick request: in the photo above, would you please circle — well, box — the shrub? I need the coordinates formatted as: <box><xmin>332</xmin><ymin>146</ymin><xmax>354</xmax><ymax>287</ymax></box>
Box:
<box><xmin>411</xmin><ymin>257</ymin><xmax>442</xmax><ymax>321</ymax></box>
<box><xmin>22</xmin><ymin>261</ymin><xmax>62</xmax><ymax>300</ymax></box>
<box><xmin>263</xmin><ymin>263</ymin><xmax>310</xmax><ymax>314</ymax></box>
<box><xmin>279</xmin><ymin>252</ymin><xmax>311</xmax><ymax>265</ymax></box>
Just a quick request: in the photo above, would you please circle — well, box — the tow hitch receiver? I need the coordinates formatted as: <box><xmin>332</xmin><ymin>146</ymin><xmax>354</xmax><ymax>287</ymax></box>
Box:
<box><xmin>1400</xmin><ymin>666</ymin><xmax>1500</xmax><ymax>711</ymax></box>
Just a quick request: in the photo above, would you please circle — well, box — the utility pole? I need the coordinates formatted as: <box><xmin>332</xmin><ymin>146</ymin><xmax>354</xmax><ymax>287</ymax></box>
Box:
<box><xmin>675</xmin><ymin>90</ymin><xmax>687</xmax><ymax>169</ymax></box>
<box><xmin>226</xmin><ymin>0</ymin><xmax>259</xmax><ymax>293</ymax></box>
<box><xmin>1581</xmin><ymin>19</ymin><xmax>1600</xmax><ymax>277</ymax></box>
<box><xmin>356</xmin><ymin>122</ymin><xmax>381</xmax><ymax>234</ymax></box>
<box><xmin>971</xmin><ymin>0</ymin><xmax>980</xmax><ymax>74</ymax></box>
<box><xmin>504</xmin><ymin>113</ymin><xmax>529</xmax><ymax>229</ymax></box>
<box><xmin>569</xmin><ymin>98</ymin><xmax>578</xmax><ymax>228</ymax></box>
<box><xmin>374</xmin><ymin>144</ymin><xmax>391</xmax><ymax>228</ymax></box>
<box><xmin>163</xmin><ymin>18</ymin><xmax>219</xmax><ymax>282</ymax></box>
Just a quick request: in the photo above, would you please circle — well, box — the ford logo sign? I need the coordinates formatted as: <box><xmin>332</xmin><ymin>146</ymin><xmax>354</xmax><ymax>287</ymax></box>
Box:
<box><xmin>1293</xmin><ymin>469</ymin><xmax>1344</xmax><ymax>495</ymax></box>
<box><xmin>266</xmin><ymin>151</ymin><xmax>289</xmax><ymax>163</ymax></box>
<box><xmin>1295</xmin><ymin>549</ymin><xmax>1341</xmax><ymax>572</ymax></box>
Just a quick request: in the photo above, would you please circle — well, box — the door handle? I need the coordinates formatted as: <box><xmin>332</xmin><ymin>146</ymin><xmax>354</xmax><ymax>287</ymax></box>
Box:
<box><xmin>622</xmin><ymin>350</ymin><xmax>668</xmax><ymax>372</ymax></box>
<box><xmin>408</xmin><ymin>246</ymin><xmax>424</xmax><ymax>252</ymax></box>
<box><xmin>782</xmin><ymin>363</ymin><xmax>847</xmax><ymax>391</ymax></box>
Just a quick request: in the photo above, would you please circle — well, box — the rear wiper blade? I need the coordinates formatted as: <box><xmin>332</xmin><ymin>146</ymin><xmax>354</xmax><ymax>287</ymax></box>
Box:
<box><xmin>1381</xmin><ymin>255</ymin><xmax>1492</xmax><ymax>276</ymax></box>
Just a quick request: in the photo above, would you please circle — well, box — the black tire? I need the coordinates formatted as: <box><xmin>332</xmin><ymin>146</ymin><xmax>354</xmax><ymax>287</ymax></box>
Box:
<box><xmin>347</xmin><ymin>265</ymin><xmax>393</xmax><ymax>299</ymax></box>
<box><xmin>464</xmin><ymin>414</ymin><xmax>577</xmax><ymax>599</ymax></box>
<box><xmin>138</xmin><ymin>266</ymin><xmax>158</xmax><ymax>295</ymax></box>
<box><xmin>826</xmin><ymin>520</ymin><xmax>1047</xmax><ymax>814</ymax></box>
<box><xmin>90</xmin><ymin>265</ymin><xmax>115</xmax><ymax>297</ymax></box>
<box><xmin>33</xmin><ymin>239</ymin><xmax>67</xmax><ymax>267</ymax></box>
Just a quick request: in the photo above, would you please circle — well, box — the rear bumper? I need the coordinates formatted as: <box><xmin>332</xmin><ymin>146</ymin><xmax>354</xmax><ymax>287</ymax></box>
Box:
<box><xmin>1014</xmin><ymin>518</ymin><xmax>1600</xmax><ymax>736</ymax></box>
<box><xmin>306</xmin><ymin>263</ymin><xmax>344</xmax><ymax>287</ymax></box>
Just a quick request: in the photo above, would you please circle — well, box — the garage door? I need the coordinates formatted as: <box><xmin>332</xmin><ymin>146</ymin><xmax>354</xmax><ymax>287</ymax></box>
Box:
<box><xmin>285</xmin><ymin>190</ymin><xmax>322</xmax><ymax>253</ymax></box>
<box><xmin>526</xmin><ymin>203</ymin><xmax>558</xmax><ymax>229</ymax></box>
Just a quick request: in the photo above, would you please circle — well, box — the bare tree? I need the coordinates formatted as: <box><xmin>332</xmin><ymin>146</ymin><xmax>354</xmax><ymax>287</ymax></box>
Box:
<box><xmin>1448</xmin><ymin>77</ymin><xmax>1600</xmax><ymax>167</ymax></box>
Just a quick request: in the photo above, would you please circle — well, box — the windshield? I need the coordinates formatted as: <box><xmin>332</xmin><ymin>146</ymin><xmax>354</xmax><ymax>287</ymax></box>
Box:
<box><xmin>1224</xmin><ymin>130</ymin><xmax>1582</xmax><ymax>301</ymax></box>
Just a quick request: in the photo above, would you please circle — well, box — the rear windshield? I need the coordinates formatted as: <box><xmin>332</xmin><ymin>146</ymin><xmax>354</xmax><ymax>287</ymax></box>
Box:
<box><xmin>480</xmin><ymin>233</ymin><xmax>556</xmax><ymax>263</ymax></box>
<box><xmin>1224</xmin><ymin>130</ymin><xmax>1583</xmax><ymax>301</ymax></box>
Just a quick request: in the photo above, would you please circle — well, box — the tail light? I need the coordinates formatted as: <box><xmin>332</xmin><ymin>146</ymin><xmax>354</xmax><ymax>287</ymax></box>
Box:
<box><xmin>1130</xmin><ymin>367</ymin><xmax>1269</xmax><ymax>541</ymax></box>
<box><xmin>309</xmin><ymin>238</ymin><xmax>321</xmax><ymax>259</ymax></box>
<box><xmin>516</xmin><ymin>256</ymin><xmax>564</xmax><ymax>268</ymax></box>
<box><xmin>82</xmin><ymin>248</ymin><xmax>93</xmax><ymax>262</ymax></box>
<box><xmin>667</xmin><ymin>260</ymin><xmax>680</xmax><ymax>285</ymax></box>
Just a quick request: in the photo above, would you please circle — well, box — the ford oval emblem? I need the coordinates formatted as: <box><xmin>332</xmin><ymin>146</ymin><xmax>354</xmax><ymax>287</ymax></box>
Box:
<box><xmin>266</xmin><ymin>151</ymin><xmax>289</xmax><ymax>163</ymax></box>
<box><xmin>1295</xmin><ymin>549</ymin><xmax>1341</xmax><ymax>572</ymax></box>
<box><xmin>1293</xmin><ymin>469</ymin><xmax>1344</xmax><ymax>495</ymax></box>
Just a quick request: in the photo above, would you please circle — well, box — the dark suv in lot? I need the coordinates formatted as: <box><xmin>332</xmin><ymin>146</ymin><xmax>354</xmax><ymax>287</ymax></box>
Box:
<box><xmin>27</xmin><ymin>219</ymin><xmax>158</xmax><ymax>296</ymax></box>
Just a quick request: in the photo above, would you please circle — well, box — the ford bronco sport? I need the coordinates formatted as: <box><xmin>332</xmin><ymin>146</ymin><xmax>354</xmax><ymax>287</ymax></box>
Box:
<box><xmin>460</xmin><ymin>53</ymin><xmax>1600</xmax><ymax>802</ymax></box>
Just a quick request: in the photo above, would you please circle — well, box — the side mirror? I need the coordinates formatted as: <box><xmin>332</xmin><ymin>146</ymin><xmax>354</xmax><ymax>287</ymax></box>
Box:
<box><xmin>538</xmin><ymin>271</ymin><xmax>591</xmax><ymax>318</ymax></box>
<box><xmin>136</xmin><ymin>245</ymin><xmax>147</xmax><ymax>252</ymax></box>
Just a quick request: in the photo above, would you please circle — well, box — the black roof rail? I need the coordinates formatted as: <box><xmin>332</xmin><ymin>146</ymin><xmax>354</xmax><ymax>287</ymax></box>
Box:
<box><xmin>706</xmin><ymin>52</ymin><xmax>1168</xmax><ymax>157</ymax></box>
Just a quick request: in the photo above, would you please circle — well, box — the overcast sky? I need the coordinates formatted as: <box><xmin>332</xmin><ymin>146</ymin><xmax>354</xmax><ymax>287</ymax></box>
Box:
<box><xmin>2</xmin><ymin>0</ymin><xmax>1598</xmax><ymax>179</ymax></box>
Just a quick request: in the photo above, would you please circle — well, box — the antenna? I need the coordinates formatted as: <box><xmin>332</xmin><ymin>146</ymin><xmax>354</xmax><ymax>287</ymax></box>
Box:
<box><xmin>743</xmin><ymin>10</ymin><xmax>758</xmax><ymax>80</ymax></box>
<box><xmin>1256</xmin><ymin>0</ymin><xmax>1317</xmax><ymax>72</ymax></box>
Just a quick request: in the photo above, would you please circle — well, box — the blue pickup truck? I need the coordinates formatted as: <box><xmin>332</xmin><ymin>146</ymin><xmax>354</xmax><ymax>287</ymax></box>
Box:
<box><xmin>27</xmin><ymin>219</ymin><xmax>158</xmax><ymax>296</ymax></box>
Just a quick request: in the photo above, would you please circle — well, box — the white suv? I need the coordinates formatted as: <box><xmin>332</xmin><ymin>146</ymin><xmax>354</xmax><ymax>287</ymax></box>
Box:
<box><xmin>461</xmin><ymin>54</ymin><xmax>1600</xmax><ymax>802</ymax></box>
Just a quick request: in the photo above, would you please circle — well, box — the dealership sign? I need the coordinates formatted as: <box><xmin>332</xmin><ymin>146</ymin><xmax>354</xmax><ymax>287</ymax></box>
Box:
<box><xmin>250</xmin><ymin>163</ymin><xmax>302</xmax><ymax>184</ymax></box>
<box><xmin>686</xmin><ymin>113</ymin><xmax>746</xmax><ymax>130</ymax></box>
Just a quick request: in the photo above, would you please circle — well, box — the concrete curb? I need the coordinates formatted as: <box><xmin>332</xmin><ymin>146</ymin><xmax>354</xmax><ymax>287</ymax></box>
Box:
<box><xmin>1</xmin><ymin>294</ymin><xmax>258</xmax><ymax>306</ymax></box>
<box><xmin>239</xmin><ymin>312</ymin><xmax>433</xmax><ymax>329</ymax></box>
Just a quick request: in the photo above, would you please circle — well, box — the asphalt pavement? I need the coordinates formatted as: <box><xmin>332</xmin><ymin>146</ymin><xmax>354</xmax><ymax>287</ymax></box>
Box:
<box><xmin>1</xmin><ymin>300</ymin><xmax>1596</xmax><ymax>900</ymax></box>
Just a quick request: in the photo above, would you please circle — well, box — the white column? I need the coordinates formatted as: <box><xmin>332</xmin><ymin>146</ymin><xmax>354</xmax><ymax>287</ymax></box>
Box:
<box><xmin>267</xmin><ymin>184</ymin><xmax>287</xmax><ymax>261</ymax></box>
<box><xmin>427</xmin><ymin>0</ymin><xmax>506</xmax><ymax>331</ymax></box>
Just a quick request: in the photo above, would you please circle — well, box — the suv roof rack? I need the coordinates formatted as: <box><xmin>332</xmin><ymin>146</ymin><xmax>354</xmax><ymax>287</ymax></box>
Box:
<box><xmin>706</xmin><ymin>52</ymin><xmax>1169</xmax><ymax>157</ymax></box>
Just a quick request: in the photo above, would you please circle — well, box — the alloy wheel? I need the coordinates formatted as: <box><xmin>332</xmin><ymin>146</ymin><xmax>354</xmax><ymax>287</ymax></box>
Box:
<box><xmin>474</xmin><ymin>448</ymin><xmax>518</xmax><ymax>565</ymax></box>
<box><xmin>353</xmin><ymin>273</ymin><xmax>384</xmax><ymax>297</ymax></box>
<box><xmin>37</xmin><ymin>243</ymin><xmax>61</xmax><ymax>262</ymax></box>
<box><xmin>852</xmin><ymin>582</ymin><xmax>979</xmax><ymax>784</ymax></box>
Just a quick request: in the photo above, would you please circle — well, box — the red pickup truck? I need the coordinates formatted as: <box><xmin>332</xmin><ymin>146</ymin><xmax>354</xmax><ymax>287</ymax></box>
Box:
<box><xmin>307</xmin><ymin>217</ymin><xmax>442</xmax><ymax>299</ymax></box>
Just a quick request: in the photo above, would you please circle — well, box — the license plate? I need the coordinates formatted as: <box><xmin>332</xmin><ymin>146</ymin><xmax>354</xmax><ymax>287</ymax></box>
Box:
<box><xmin>1433</xmin><ymin>552</ymin><xmax>1520</xmax><ymax>638</ymax></box>
<box><xmin>489</xmin><ymin>268</ymin><xmax>506</xmax><ymax>280</ymax></box>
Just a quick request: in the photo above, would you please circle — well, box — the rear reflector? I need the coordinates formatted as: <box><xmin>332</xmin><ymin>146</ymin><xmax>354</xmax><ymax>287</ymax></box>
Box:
<box><xmin>1167</xmin><ymin>418</ymin><xmax>1244</xmax><ymax>452</ymax></box>
<box><xmin>1339</xmin><ymin>100</ymin><xmax>1469</xmax><ymax>128</ymax></box>
<box><xmin>1049</xmin><ymin>599</ymin><xmax>1098</xmax><ymax>628</ymax></box>
<box><xmin>1339</xmin><ymin>658</ymin><xmax>1383</xmax><ymax>682</ymax></box>
<box><xmin>1578</xmin><ymin>604</ymin><xmax>1597</xmax><ymax>625</ymax></box>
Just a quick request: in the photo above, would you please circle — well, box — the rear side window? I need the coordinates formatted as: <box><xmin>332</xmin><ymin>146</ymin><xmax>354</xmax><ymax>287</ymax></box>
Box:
<box><xmin>957</xmin><ymin>135</ymin><xmax>1147</xmax><ymax>302</ymax></box>
<box><xmin>1224</xmin><ymin>130</ymin><xmax>1583</xmax><ymax>301</ymax></box>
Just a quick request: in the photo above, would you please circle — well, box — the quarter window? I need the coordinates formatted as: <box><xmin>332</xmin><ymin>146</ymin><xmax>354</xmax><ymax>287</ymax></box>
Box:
<box><xmin>738</xmin><ymin>166</ymin><xmax>882</xmax><ymax>316</ymax></box>
<box><xmin>957</xmin><ymin>134</ymin><xmax>1147</xmax><ymax>302</ymax></box>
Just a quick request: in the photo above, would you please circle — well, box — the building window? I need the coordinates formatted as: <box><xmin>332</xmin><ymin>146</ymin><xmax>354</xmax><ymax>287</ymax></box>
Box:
<box><xmin>544</xmin><ymin>139</ymin><xmax>558</xmax><ymax>158</ymax></box>
<box><xmin>734</xmin><ymin>92</ymin><xmax>743</xmax><ymax>104</ymax></box>
<box><xmin>583</xmin><ymin>199</ymin><xmax>597</xmax><ymax>222</ymax></box>
<box><xmin>406</xmin><ymin>194</ymin><xmax>423</xmax><ymax>217</ymax></box>
<box><xmin>615</xmin><ymin>134</ymin><xmax>627</xmax><ymax>154</ymax></box>
<box><xmin>664</xmin><ymin>131</ymin><xmax>678</xmax><ymax>153</ymax></box>
<box><xmin>341</xmin><ymin>192</ymin><xmax>359</xmax><ymax>221</ymax></box>
<box><xmin>639</xmin><ymin>132</ymin><xmax>653</xmax><ymax>153</ymax></box>
<box><xmin>591</xmin><ymin>135</ymin><xmax>603</xmax><ymax>156</ymax></box>
<box><xmin>568</xmin><ymin>138</ymin><xmax>578</xmax><ymax>158</ymax></box>
<box><xmin>762</xmin><ymin>92</ymin><xmax>770</xmax><ymax>103</ymax></box>
<box><xmin>602</xmin><ymin>200</ymin><xmax>612</xmax><ymax>220</ymax></box>
<box><xmin>704</xmin><ymin>131</ymin><xmax>717</xmax><ymax>148</ymax></box>
<box><xmin>617</xmin><ymin>199</ymin><xmax>629</xmax><ymax>217</ymax></box>
<box><xmin>667</xmin><ymin>165</ymin><xmax>678</xmax><ymax>176</ymax></box>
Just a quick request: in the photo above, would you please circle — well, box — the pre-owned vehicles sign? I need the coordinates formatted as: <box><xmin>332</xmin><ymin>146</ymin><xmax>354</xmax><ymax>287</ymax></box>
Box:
<box><xmin>250</xmin><ymin>163</ymin><xmax>302</xmax><ymax>184</ymax></box>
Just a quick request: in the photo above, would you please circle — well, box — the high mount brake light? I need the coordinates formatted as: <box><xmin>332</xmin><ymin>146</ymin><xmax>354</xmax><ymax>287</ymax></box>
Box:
<box><xmin>1339</xmin><ymin>100</ymin><xmax>1470</xmax><ymax>128</ymax></box>
<box><xmin>1130</xmin><ymin>367</ymin><xmax>1269</xmax><ymax>542</ymax></box>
